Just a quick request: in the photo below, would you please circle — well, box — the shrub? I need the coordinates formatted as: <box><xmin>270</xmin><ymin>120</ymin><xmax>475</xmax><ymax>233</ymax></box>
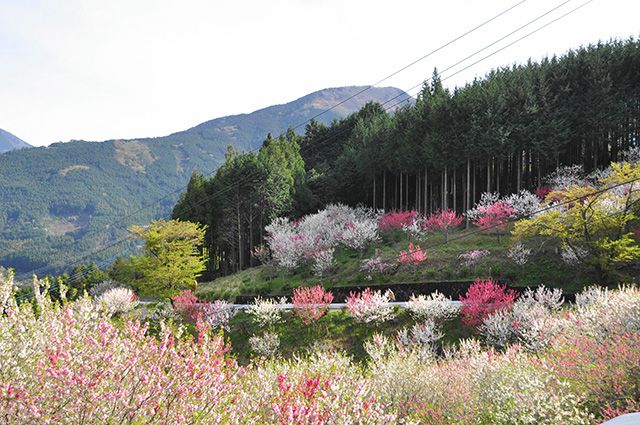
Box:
<box><xmin>473</xmin><ymin>201</ymin><xmax>516</xmax><ymax>241</ymax></box>
<box><xmin>249</xmin><ymin>332</ymin><xmax>280</xmax><ymax>358</ymax></box>
<box><xmin>252</xmin><ymin>244</ymin><xmax>271</xmax><ymax>265</ymax></box>
<box><xmin>572</xmin><ymin>285</ymin><xmax>640</xmax><ymax>338</ymax></box>
<box><xmin>506</xmin><ymin>243</ymin><xmax>531</xmax><ymax>266</ymax></box>
<box><xmin>310</xmin><ymin>248</ymin><xmax>334</xmax><ymax>277</ymax></box>
<box><xmin>405</xmin><ymin>292</ymin><xmax>459</xmax><ymax>324</ymax></box>
<box><xmin>171</xmin><ymin>289</ymin><xmax>201</xmax><ymax>321</ymax></box>
<box><xmin>459</xmin><ymin>278</ymin><xmax>516</xmax><ymax>330</ymax></box>
<box><xmin>396</xmin><ymin>320</ymin><xmax>443</xmax><ymax>358</ymax></box>
<box><xmin>422</xmin><ymin>210</ymin><xmax>463</xmax><ymax>242</ymax></box>
<box><xmin>346</xmin><ymin>288</ymin><xmax>395</xmax><ymax>324</ymax></box>
<box><xmin>481</xmin><ymin>286</ymin><xmax>563</xmax><ymax>351</ymax></box>
<box><xmin>546</xmin><ymin>332</ymin><xmax>640</xmax><ymax>420</ymax></box>
<box><xmin>534</xmin><ymin>185</ymin><xmax>552</xmax><ymax>200</ymax></box>
<box><xmin>246</xmin><ymin>296</ymin><xmax>287</xmax><ymax>328</ymax></box>
<box><xmin>265</xmin><ymin>205</ymin><xmax>379</xmax><ymax>273</ymax></box>
<box><xmin>97</xmin><ymin>287</ymin><xmax>138</xmax><ymax>315</ymax></box>
<box><xmin>398</xmin><ymin>242</ymin><xmax>428</xmax><ymax>266</ymax></box>
<box><xmin>340</xmin><ymin>220</ymin><xmax>379</xmax><ymax>251</ymax></box>
<box><xmin>88</xmin><ymin>280</ymin><xmax>120</xmax><ymax>298</ymax></box>
<box><xmin>201</xmin><ymin>300</ymin><xmax>236</xmax><ymax>331</ymax></box>
<box><xmin>292</xmin><ymin>285</ymin><xmax>334</xmax><ymax>325</ymax></box>
<box><xmin>503</xmin><ymin>190</ymin><xmax>541</xmax><ymax>217</ymax></box>
<box><xmin>458</xmin><ymin>249</ymin><xmax>490</xmax><ymax>267</ymax></box>
<box><xmin>360</xmin><ymin>256</ymin><xmax>392</xmax><ymax>275</ymax></box>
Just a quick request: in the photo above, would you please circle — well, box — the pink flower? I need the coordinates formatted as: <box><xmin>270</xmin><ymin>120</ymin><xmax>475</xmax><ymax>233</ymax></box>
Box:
<box><xmin>398</xmin><ymin>242</ymin><xmax>428</xmax><ymax>266</ymax></box>
<box><xmin>292</xmin><ymin>285</ymin><xmax>334</xmax><ymax>325</ymax></box>
<box><xmin>422</xmin><ymin>209</ymin><xmax>463</xmax><ymax>242</ymax></box>
<box><xmin>459</xmin><ymin>278</ymin><xmax>516</xmax><ymax>330</ymax></box>
<box><xmin>378</xmin><ymin>210</ymin><xmax>418</xmax><ymax>230</ymax></box>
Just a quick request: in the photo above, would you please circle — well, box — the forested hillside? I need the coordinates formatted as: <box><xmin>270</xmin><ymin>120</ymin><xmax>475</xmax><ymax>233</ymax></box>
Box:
<box><xmin>174</xmin><ymin>38</ymin><xmax>640</xmax><ymax>278</ymax></box>
<box><xmin>0</xmin><ymin>86</ymin><xmax>408</xmax><ymax>275</ymax></box>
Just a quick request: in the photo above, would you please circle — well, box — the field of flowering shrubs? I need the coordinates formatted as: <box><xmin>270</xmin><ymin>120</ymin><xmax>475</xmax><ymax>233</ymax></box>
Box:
<box><xmin>2</xmin><ymin>269</ymin><xmax>640</xmax><ymax>424</ymax></box>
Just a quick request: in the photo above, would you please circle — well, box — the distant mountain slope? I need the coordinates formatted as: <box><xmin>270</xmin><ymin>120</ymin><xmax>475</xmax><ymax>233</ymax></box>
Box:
<box><xmin>0</xmin><ymin>129</ymin><xmax>31</xmax><ymax>153</ymax></box>
<box><xmin>0</xmin><ymin>86</ymin><xmax>412</xmax><ymax>275</ymax></box>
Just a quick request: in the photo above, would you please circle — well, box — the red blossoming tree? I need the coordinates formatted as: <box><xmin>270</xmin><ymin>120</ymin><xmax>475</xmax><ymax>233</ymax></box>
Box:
<box><xmin>459</xmin><ymin>278</ymin><xmax>517</xmax><ymax>331</ymax></box>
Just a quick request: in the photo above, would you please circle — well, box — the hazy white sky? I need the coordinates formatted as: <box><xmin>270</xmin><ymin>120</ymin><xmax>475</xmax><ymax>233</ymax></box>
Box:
<box><xmin>1</xmin><ymin>0</ymin><xmax>638</xmax><ymax>147</ymax></box>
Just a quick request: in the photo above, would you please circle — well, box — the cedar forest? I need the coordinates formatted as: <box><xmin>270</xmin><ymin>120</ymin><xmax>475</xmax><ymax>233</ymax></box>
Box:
<box><xmin>173</xmin><ymin>38</ymin><xmax>640</xmax><ymax>278</ymax></box>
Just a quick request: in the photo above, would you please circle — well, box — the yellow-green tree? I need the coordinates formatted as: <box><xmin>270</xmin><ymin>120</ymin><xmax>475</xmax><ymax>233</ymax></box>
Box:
<box><xmin>512</xmin><ymin>162</ymin><xmax>640</xmax><ymax>280</ymax></box>
<box><xmin>126</xmin><ymin>219</ymin><xmax>207</xmax><ymax>297</ymax></box>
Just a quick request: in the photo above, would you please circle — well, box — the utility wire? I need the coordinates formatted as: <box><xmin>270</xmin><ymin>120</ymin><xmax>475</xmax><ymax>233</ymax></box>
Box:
<box><xmin>15</xmin><ymin>171</ymin><xmax>639</xmax><ymax>302</ymax></box>
<box><xmin>15</xmin><ymin>0</ymin><xmax>595</xmax><ymax>294</ymax></box>
<box><xmin>288</xmin><ymin>0</ymin><xmax>529</xmax><ymax>131</ymax></box>
<box><xmin>384</xmin><ymin>0</ymin><xmax>595</xmax><ymax>111</ymax></box>
<box><xmin>14</xmin><ymin>0</ymin><xmax>531</xmax><ymax>282</ymax></box>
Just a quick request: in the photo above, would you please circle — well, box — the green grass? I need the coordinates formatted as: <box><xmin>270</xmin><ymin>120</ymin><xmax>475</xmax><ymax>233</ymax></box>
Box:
<box><xmin>221</xmin><ymin>308</ymin><xmax>473</xmax><ymax>364</ymax></box>
<box><xmin>196</xmin><ymin>229</ymin><xmax>593</xmax><ymax>301</ymax></box>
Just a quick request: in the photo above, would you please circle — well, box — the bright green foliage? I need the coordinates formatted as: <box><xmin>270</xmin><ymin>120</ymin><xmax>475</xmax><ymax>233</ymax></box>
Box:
<box><xmin>513</xmin><ymin>162</ymin><xmax>640</xmax><ymax>279</ymax></box>
<box><xmin>124</xmin><ymin>219</ymin><xmax>207</xmax><ymax>297</ymax></box>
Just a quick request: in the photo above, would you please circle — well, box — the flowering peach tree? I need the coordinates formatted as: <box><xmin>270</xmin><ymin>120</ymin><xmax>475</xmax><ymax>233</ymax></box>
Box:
<box><xmin>422</xmin><ymin>209</ymin><xmax>463</xmax><ymax>242</ymax></box>
<box><xmin>292</xmin><ymin>285</ymin><xmax>334</xmax><ymax>325</ymax></box>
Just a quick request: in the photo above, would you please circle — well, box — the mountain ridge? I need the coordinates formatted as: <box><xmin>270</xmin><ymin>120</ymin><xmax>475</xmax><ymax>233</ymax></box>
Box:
<box><xmin>0</xmin><ymin>128</ymin><xmax>31</xmax><ymax>153</ymax></box>
<box><xmin>0</xmin><ymin>86</ymin><xmax>412</xmax><ymax>275</ymax></box>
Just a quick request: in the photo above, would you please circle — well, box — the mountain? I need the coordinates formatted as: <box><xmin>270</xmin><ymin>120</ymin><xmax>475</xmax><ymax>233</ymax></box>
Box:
<box><xmin>0</xmin><ymin>86</ymin><xmax>412</xmax><ymax>276</ymax></box>
<box><xmin>0</xmin><ymin>129</ymin><xmax>31</xmax><ymax>153</ymax></box>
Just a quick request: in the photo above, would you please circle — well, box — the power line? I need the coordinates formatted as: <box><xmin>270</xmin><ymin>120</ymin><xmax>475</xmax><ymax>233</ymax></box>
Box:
<box><xmin>384</xmin><ymin>0</ymin><xmax>595</xmax><ymax>111</ymax></box>
<box><xmin>15</xmin><ymin>0</ymin><xmax>531</xmax><ymax>281</ymax></box>
<box><xmin>15</xmin><ymin>171</ymin><xmax>638</xmax><ymax>302</ymax></box>
<box><xmin>289</xmin><ymin>0</ymin><xmax>529</xmax><ymax>131</ymax></box>
<box><xmin>16</xmin><ymin>0</ymin><xmax>596</xmax><ymax>293</ymax></box>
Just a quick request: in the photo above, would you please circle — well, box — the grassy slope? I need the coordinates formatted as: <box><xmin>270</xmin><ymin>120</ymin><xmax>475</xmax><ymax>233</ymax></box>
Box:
<box><xmin>197</xmin><ymin>229</ymin><xmax>591</xmax><ymax>302</ymax></box>
<box><xmin>221</xmin><ymin>308</ymin><xmax>474</xmax><ymax>364</ymax></box>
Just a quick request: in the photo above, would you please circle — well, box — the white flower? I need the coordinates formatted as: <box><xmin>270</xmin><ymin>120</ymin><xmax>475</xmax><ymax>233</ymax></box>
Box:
<box><xmin>504</xmin><ymin>190</ymin><xmax>541</xmax><ymax>217</ymax></box>
<box><xmin>249</xmin><ymin>332</ymin><xmax>280</xmax><ymax>357</ymax></box>
<box><xmin>245</xmin><ymin>296</ymin><xmax>287</xmax><ymax>328</ymax></box>
<box><xmin>311</xmin><ymin>248</ymin><xmax>335</xmax><ymax>277</ymax></box>
<box><xmin>406</xmin><ymin>292</ymin><xmax>458</xmax><ymax>324</ymax></box>
<box><xmin>202</xmin><ymin>300</ymin><xmax>236</xmax><ymax>331</ymax></box>
<box><xmin>506</xmin><ymin>243</ymin><xmax>531</xmax><ymax>266</ymax></box>
<box><xmin>98</xmin><ymin>287</ymin><xmax>138</xmax><ymax>314</ymax></box>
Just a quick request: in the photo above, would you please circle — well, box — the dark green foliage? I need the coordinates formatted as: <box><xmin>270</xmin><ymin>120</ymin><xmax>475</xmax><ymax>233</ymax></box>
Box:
<box><xmin>179</xmin><ymin>38</ymin><xmax>640</xmax><ymax>281</ymax></box>
<box><xmin>173</xmin><ymin>131</ymin><xmax>306</xmax><ymax>278</ymax></box>
<box><xmin>0</xmin><ymin>87</ymin><xmax>403</xmax><ymax>276</ymax></box>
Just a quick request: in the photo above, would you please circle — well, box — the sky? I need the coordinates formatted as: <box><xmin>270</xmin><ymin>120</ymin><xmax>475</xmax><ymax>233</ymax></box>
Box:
<box><xmin>1</xmin><ymin>0</ymin><xmax>639</xmax><ymax>147</ymax></box>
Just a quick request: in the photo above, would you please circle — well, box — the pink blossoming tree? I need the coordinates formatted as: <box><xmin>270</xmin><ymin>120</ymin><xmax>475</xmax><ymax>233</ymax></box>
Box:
<box><xmin>292</xmin><ymin>285</ymin><xmax>334</xmax><ymax>325</ymax></box>
<box><xmin>422</xmin><ymin>209</ymin><xmax>463</xmax><ymax>242</ymax></box>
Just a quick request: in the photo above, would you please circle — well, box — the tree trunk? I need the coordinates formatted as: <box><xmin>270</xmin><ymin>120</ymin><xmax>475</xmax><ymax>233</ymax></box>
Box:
<box><xmin>453</xmin><ymin>168</ymin><xmax>457</xmax><ymax>212</ymax></box>
<box><xmin>249</xmin><ymin>204</ymin><xmax>254</xmax><ymax>267</ymax></box>
<box><xmin>400</xmin><ymin>171</ymin><xmax>403</xmax><ymax>211</ymax></box>
<box><xmin>466</xmin><ymin>159</ymin><xmax>471</xmax><ymax>228</ymax></box>
<box><xmin>373</xmin><ymin>175</ymin><xmax>376</xmax><ymax>210</ymax></box>
<box><xmin>443</xmin><ymin>166</ymin><xmax>448</xmax><ymax>211</ymax></box>
<box><xmin>424</xmin><ymin>167</ymin><xmax>428</xmax><ymax>214</ymax></box>
<box><xmin>383</xmin><ymin>170</ymin><xmax>387</xmax><ymax>212</ymax></box>
<box><xmin>416</xmin><ymin>173</ymin><xmax>420</xmax><ymax>214</ymax></box>
<box><xmin>237</xmin><ymin>196</ymin><xmax>242</xmax><ymax>272</ymax></box>
<box><xmin>496</xmin><ymin>159</ymin><xmax>500</xmax><ymax>195</ymax></box>
<box><xmin>486</xmin><ymin>158</ymin><xmax>491</xmax><ymax>193</ymax></box>
<box><xmin>406</xmin><ymin>173</ymin><xmax>409</xmax><ymax>211</ymax></box>
<box><xmin>395</xmin><ymin>173</ymin><xmax>398</xmax><ymax>210</ymax></box>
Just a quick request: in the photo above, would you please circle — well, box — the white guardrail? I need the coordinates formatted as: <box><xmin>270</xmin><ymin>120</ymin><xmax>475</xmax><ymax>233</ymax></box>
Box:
<box><xmin>139</xmin><ymin>301</ymin><xmax>463</xmax><ymax>309</ymax></box>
